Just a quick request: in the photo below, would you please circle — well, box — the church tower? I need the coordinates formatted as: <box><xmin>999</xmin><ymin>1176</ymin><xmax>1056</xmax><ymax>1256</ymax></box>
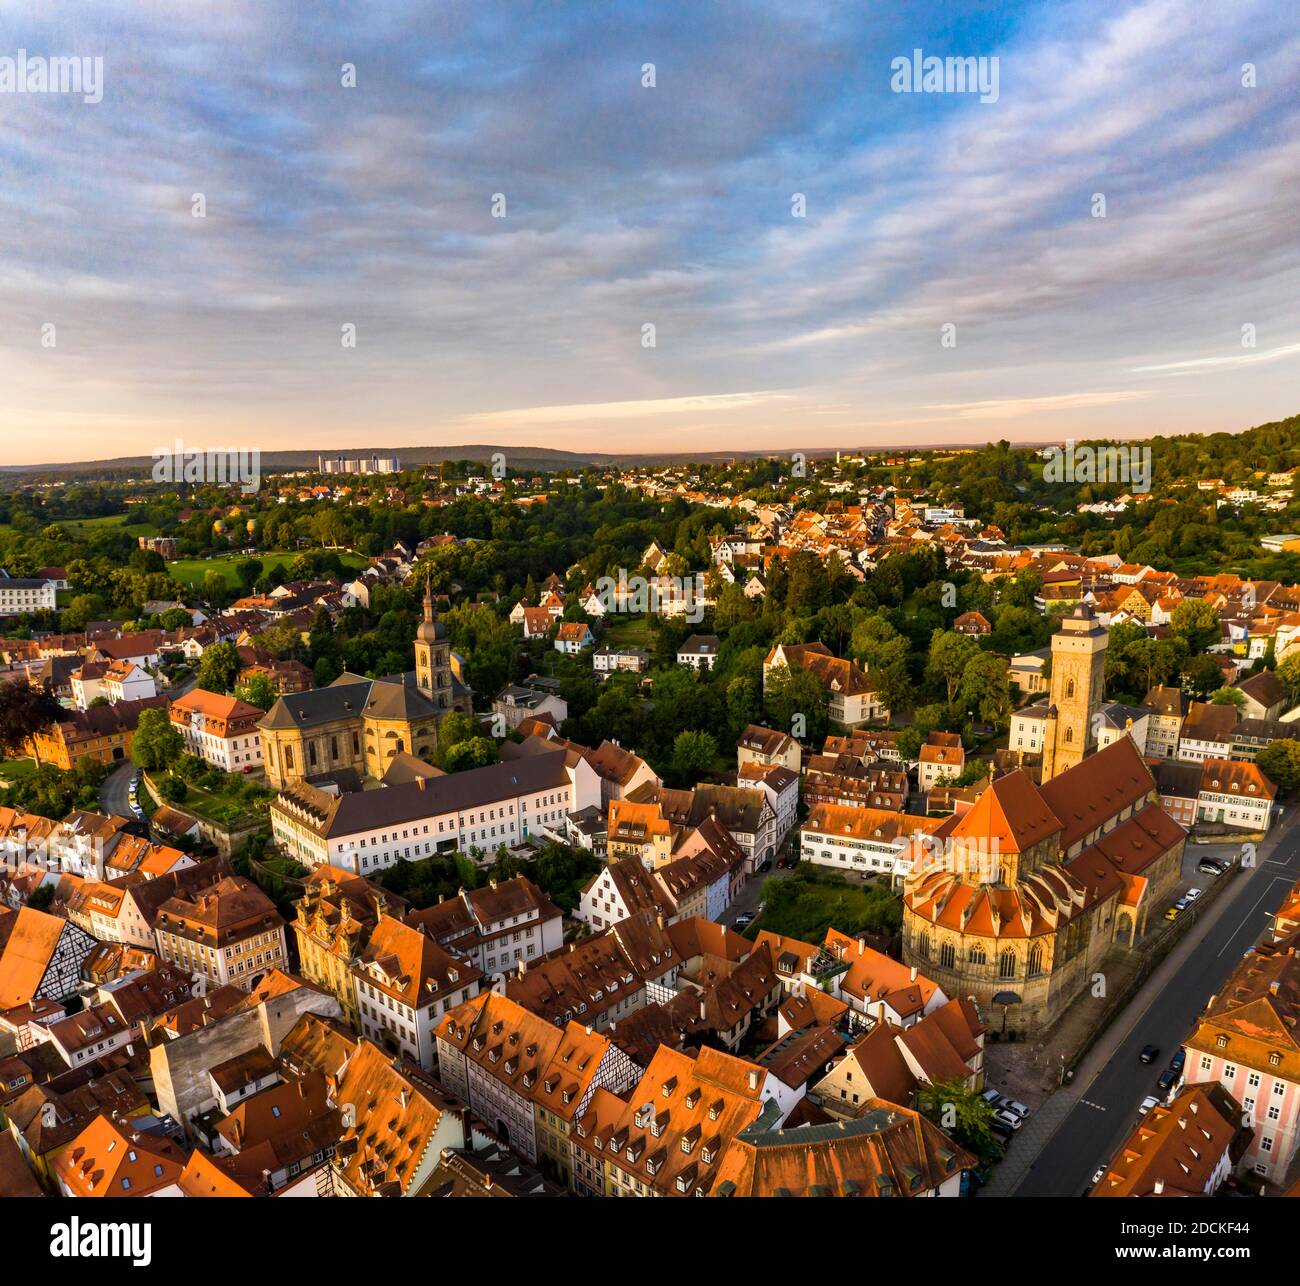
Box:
<box><xmin>414</xmin><ymin>578</ymin><xmax>453</xmax><ymax>710</ymax></box>
<box><xmin>1040</xmin><ymin>604</ymin><xmax>1107</xmax><ymax>781</ymax></box>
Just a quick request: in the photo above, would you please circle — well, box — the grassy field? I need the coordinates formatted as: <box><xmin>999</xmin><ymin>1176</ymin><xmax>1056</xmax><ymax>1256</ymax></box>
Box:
<box><xmin>63</xmin><ymin>513</ymin><xmax>159</xmax><ymax>536</ymax></box>
<box><xmin>151</xmin><ymin>770</ymin><xmax>272</xmax><ymax>828</ymax></box>
<box><xmin>600</xmin><ymin>614</ymin><xmax>657</xmax><ymax>646</ymax></box>
<box><xmin>167</xmin><ymin>548</ymin><xmax>367</xmax><ymax>589</ymax></box>
<box><xmin>0</xmin><ymin>758</ymin><xmax>37</xmax><ymax>783</ymax></box>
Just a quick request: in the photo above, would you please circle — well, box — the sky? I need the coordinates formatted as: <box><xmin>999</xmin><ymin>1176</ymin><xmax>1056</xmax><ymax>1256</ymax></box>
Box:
<box><xmin>0</xmin><ymin>0</ymin><xmax>1297</xmax><ymax>466</ymax></box>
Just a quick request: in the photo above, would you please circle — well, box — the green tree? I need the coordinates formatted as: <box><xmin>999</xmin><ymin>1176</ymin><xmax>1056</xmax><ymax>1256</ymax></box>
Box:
<box><xmin>1258</xmin><ymin>740</ymin><xmax>1300</xmax><ymax>793</ymax></box>
<box><xmin>927</xmin><ymin>630</ymin><xmax>982</xmax><ymax>705</ymax></box>
<box><xmin>196</xmin><ymin>642</ymin><xmax>240</xmax><ymax>694</ymax></box>
<box><xmin>1210</xmin><ymin>686</ymin><xmax>1247</xmax><ymax>712</ymax></box>
<box><xmin>234</xmin><ymin>672</ymin><xmax>278</xmax><ymax>711</ymax></box>
<box><xmin>670</xmin><ymin>729</ymin><xmax>717</xmax><ymax>785</ymax></box>
<box><xmin>442</xmin><ymin>737</ymin><xmax>499</xmax><ymax>773</ymax></box>
<box><xmin>131</xmin><ymin>705</ymin><xmax>183</xmax><ymax>770</ymax></box>
<box><xmin>916</xmin><ymin>1079</ymin><xmax>998</xmax><ymax>1163</ymax></box>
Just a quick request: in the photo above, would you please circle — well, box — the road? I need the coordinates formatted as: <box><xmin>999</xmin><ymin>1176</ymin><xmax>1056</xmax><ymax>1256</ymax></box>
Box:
<box><xmin>1012</xmin><ymin>818</ymin><xmax>1300</xmax><ymax>1196</ymax></box>
<box><xmin>99</xmin><ymin>759</ymin><xmax>137</xmax><ymax>819</ymax></box>
<box><xmin>98</xmin><ymin>670</ymin><xmax>196</xmax><ymax>819</ymax></box>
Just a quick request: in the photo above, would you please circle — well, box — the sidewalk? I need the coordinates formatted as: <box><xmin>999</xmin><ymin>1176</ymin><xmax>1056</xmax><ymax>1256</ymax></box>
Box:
<box><xmin>980</xmin><ymin>825</ymin><xmax>1290</xmax><ymax>1196</ymax></box>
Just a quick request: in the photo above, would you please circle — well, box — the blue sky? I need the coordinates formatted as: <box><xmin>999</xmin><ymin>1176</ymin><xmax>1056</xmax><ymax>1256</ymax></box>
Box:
<box><xmin>0</xmin><ymin>0</ymin><xmax>1297</xmax><ymax>464</ymax></box>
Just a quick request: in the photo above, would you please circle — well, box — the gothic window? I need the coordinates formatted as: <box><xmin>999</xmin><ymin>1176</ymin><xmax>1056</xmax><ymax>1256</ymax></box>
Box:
<box><xmin>968</xmin><ymin>944</ymin><xmax>986</xmax><ymax>965</ymax></box>
<box><xmin>1027</xmin><ymin>945</ymin><xmax>1044</xmax><ymax>976</ymax></box>
<box><xmin>1066</xmin><ymin>678</ymin><xmax>1075</xmax><ymax>699</ymax></box>
<box><xmin>1064</xmin><ymin>727</ymin><xmax>1073</xmax><ymax>744</ymax></box>
<box><xmin>917</xmin><ymin>932</ymin><xmax>931</xmax><ymax>960</ymax></box>
<box><xmin>939</xmin><ymin>942</ymin><xmax>955</xmax><ymax>969</ymax></box>
<box><xmin>998</xmin><ymin>950</ymin><xmax>1016</xmax><ymax>979</ymax></box>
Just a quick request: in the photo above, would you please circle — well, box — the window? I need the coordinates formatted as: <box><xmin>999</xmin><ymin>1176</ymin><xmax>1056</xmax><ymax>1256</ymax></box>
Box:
<box><xmin>999</xmin><ymin>951</ymin><xmax>1016</xmax><ymax>980</ymax></box>
<box><xmin>939</xmin><ymin>942</ymin><xmax>955</xmax><ymax>969</ymax></box>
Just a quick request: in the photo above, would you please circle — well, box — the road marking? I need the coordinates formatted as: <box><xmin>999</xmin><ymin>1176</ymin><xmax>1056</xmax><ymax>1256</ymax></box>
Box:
<box><xmin>1080</xmin><ymin>1099</ymin><xmax>1107</xmax><ymax>1112</ymax></box>
<box><xmin>1218</xmin><ymin>875</ymin><xmax>1295</xmax><ymax>957</ymax></box>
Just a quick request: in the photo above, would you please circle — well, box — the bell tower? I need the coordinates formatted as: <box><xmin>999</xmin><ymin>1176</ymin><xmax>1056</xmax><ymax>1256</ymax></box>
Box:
<box><xmin>1041</xmin><ymin>604</ymin><xmax>1107</xmax><ymax>781</ymax></box>
<box><xmin>414</xmin><ymin>578</ymin><xmax>452</xmax><ymax>710</ymax></box>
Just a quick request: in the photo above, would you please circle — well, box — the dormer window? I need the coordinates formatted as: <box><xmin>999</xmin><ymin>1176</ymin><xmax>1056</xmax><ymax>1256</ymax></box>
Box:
<box><xmin>1216</xmin><ymin>1035</ymin><xmax>1228</xmax><ymax>1049</ymax></box>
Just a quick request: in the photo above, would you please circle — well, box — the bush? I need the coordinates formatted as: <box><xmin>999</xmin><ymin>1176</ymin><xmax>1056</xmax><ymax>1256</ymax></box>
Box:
<box><xmin>158</xmin><ymin>776</ymin><xmax>188</xmax><ymax>803</ymax></box>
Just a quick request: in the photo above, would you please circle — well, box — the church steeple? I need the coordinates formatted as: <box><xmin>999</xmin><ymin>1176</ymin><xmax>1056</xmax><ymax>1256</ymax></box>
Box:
<box><xmin>414</xmin><ymin>576</ymin><xmax>450</xmax><ymax>706</ymax></box>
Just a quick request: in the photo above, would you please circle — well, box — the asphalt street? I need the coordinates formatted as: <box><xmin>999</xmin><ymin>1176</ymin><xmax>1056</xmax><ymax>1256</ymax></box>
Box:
<box><xmin>1012</xmin><ymin>817</ymin><xmax>1300</xmax><ymax>1196</ymax></box>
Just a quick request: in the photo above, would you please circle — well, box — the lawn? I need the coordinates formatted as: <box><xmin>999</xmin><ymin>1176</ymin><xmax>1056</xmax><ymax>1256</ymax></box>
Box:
<box><xmin>63</xmin><ymin>513</ymin><xmax>159</xmax><ymax>536</ymax></box>
<box><xmin>600</xmin><ymin>614</ymin><xmax>657</xmax><ymax>646</ymax></box>
<box><xmin>0</xmin><ymin>758</ymin><xmax>37</xmax><ymax>784</ymax></box>
<box><xmin>748</xmin><ymin>863</ymin><xmax>903</xmax><ymax>944</ymax></box>
<box><xmin>167</xmin><ymin>548</ymin><xmax>367</xmax><ymax>590</ymax></box>
<box><xmin>151</xmin><ymin>770</ymin><xmax>273</xmax><ymax>828</ymax></box>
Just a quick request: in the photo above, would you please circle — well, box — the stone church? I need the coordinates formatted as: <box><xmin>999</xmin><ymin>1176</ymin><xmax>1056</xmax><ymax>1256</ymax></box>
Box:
<box><xmin>258</xmin><ymin>583</ymin><xmax>472</xmax><ymax>789</ymax></box>
<box><xmin>901</xmin><ymin>609</ymin><xmax>1185</xmax><ymax>1032</ymax></box>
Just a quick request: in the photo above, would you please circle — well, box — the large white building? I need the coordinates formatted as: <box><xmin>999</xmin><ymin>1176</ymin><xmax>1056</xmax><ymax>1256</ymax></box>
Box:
<box><xmin>169</xmin><ymin>688</ymin><xmax>265</xmax><ymax>772</ymax></box>
<box><xmin>0</xmin><ymin>575</ymin><xmax>57</xmax><ymax>616</ymax></box>
<box><xmin>270</xmin><ymin>747</ymin><xmax>600</xmax><ymax>873</ymax></box>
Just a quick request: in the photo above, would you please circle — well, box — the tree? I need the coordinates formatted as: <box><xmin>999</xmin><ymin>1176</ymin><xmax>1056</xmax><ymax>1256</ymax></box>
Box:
<box><xmin>1210</xmin><ymin>686</ymin><xmax>1247</xmax><ymax>712</ymax></box>
<box><xmin>1258</xmin><ymin>740</ymin><xmax>1300</xmax><ymax>793</ymax></box>
<box><xmin>1168</xmin><ymin>600</ymin><xmax>1220</xmax><ymax>654</ymax></box>
<box><xmin>1278</xmin><ymin>653</ymin><xmax>1300</xmax><ymax>702</ymax></box>
<box><xmin>927</xmin><ymin>630</ymin><xmax>981</xmax><ymax>705</ymax></box>
<box><xmin>234</xmin><ymin>672</ymin><xmax>278</xmax><ymax>711</ymax></box>
<box><xmin>763</xmin><ymin>665</ymin><xmax>829</xmax><ymax>745</ymax></box>
<box><xmin>0</xmin><ymin>678</ymin><xmax>63</xmax><ymax>757</ymax></box>
<box><xmin>131</xmin><ymin>706</ymin><xmax>183</xmax><ymax>770</ymax></box>
<box><xmin>916</xmin><ymin>1079</ymin><xmax>999</xmax><ymax>1163</ymax></box>
<box><xmin>670</xmin><ymin>730</ymin><xmax>717</xmax><ymax>785</ymax></box>
<box><xmin>441</xmin><ymin>737</ymin><xmax>499</xmax><ymax>773</ymax></box>
<box><xmin>1182</xmin><ymin>654</ymin><xmax>1224</xmax><ymax>700</ymax></box>
<box><xmin>958</xmin><ymin>653</ymin><xmax>1011</xmax><ymax>725</ymax></box>
<box><xmin>196</xmin><ymin>642</ymin><xmax>240</xmax><ymax>694</ymax></box>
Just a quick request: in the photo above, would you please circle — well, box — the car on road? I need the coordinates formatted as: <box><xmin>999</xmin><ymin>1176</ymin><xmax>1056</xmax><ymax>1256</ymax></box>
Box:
<box><xmin>1198</xmin><ymin>858</ymin><xmax>1229</xmax><ymax>877</ymax></box>
<box><xmin>1138</xmin><ymin>1095</ymin><xmax>1160</xmax><ymax>1116</ymax></box>
<box><xmin>990</xmin><ymin>1108</ymin><xmax>1022</xmax><ymax>1132</ymax></box>
<box><xmin>1091</xmin><ymin>1166</ymin><xmax>1106</xmax><ymax>1185</ymax></box>
<box><xmin>1184</xmin><ymin>887</ymin><xmax>1202</xmax><ymax>902</ymax></box>
<box><xmin>1170</xmin><ymin>1050</ymin><xmax>1185</xmax><ymax>1074</ymax></box>
<box><xmin>1157</xmin><ymin>1068</ymin><xmax>1179</xmax><ymax>1091</ymax></box>
<box><xmin>733</xmin><ymin>912</ymin><xmax>757</xmax><ymax>929</ymax></box>
<box><xmin>1139</xmin><ymin>1044</ymin><xmax>1159</xmax><ymax>1063</ymax></box>
<box><xmin>757</xmin><ymin>860</ymin><xmax>772</xmax><ymax>873</ymax></box>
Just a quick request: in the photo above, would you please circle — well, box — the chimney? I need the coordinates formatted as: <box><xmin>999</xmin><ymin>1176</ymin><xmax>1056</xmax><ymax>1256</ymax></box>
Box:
<box><xmin>747</xmin><ymin>1069</ymin><xmax>760</xmax><ymax>1091</ymax></box>
<box><xmin>416</xmin><ymin>777</ymin><xmax>425</xmax><ymax>791</ymax></box>
<box><xmin>700</xmin><ymin>999</ymin><xmax>707</xmax><ymax>1022</ymax></box>
<box><xmin>858</xmin><ymin>938</ymin><xmax>865</xmax><ymax>956</ymax></box>
<box><xmin>1153</xmin><ymin>1178</ymin><xmax>1164</xmax><ymax>1195</ymax></box>
<box><xmin>910</xmin><ymin>967</ymin><xmax>918</xmax><ymax>982</ymax></box>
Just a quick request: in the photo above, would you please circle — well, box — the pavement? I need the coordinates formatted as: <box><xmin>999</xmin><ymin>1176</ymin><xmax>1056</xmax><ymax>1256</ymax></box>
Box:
<box><xmin>99</xmin><ymin>759</ymin><xmax>137</xmax><ymax>819</ymax></box>
<box><xmin>981</xmin><ymin>816</ymin><xmax>1300</xmax><ymax>1196</ymax></box>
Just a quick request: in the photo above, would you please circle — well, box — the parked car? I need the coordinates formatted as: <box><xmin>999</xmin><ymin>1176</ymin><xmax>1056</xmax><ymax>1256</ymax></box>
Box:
<box><xmin>1198</xmin><ymin>858</ymin><xmax>1229</xmax><ymax>876</ymax></box>
<box><xmin>1000</xmin><ymin>1099</ymin><xmax>1031</xmax><ymax>1121</ymax></box>
<box><xmin>1139</xmin><ymin>1044</ymin><xmax>1160</xmax><ymax>1063</ymax></box>
<box><xmin>1165</xmin><ymin>898</ymin><xmax>1188</xmax><ymax>921</ymax></box>
<box><xmin>757</xmin><ymin>860</ymin><xmax>772</xmax><ymax>873</ymax></box>
<box><xmin>1091</xmin><ymin>1166</ymin><xmax>1106</xmax><ymax>1186</ymax></box>
<box><xmin>991</xmin><ymin>1108</ymin><xmax>1022</xmax><ymax>1132</ymax></box>
<box><xmin>1184</xmin><ymin>887</ymin><xmax>1202</xmax><ymax>902</ymax></box>
<box><xmin>733</xmin><ymin>912</ymin><xmax>756</xmax><ymax>929</ymax></box>
<box><xmin>1170</xmin><ymin>1049</ymin><xmax>1186</xmax><ymax>1074</ymax></box>
<box><xmin>1157</xmin><ymin>1067</ymin><xmax>1179</xmax><ymax>1091</ymax></box>
<box><xmin>1138</xmin><ymin>1095</ymin><xmax>1160</xmax><ymax>1116</ymax></box>
<box><xmin>980</xmin><ymin>1089</ymin><xmax>1002</xmax><ymax>1109</ymax></box>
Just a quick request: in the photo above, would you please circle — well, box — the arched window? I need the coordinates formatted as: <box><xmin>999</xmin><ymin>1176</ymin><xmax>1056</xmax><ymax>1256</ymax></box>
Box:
<box><xmin>968</xmin><ymin>944</ymin><xmax>986</xmax><ymax>966</ymax></box>
<box><xmin>917</xmin><ymin>932</ymin><xmax>931</xmax><ymax>960</ymax></box>
<box><xmin>939</xmin><ymin>942</ymin><xmax>955</xmax><ymax>969</ymax></box>
<box><xmin>1066</xmin><ymin>678</ymin><xmax>1076</xmax><ymax>699</ymax></box>
<box><xmin>1064</xmin><ymin>727</ymin><xmax>1073</xmax><ymax>744</ymax></box>
<box><xmin>999</xmin><ymin>950</ymin><xmax>1017</xmax><ymax>980</ymax></box>
<box><xmin>1027</xmin><ymin>944</ymin><xmax>1044</xmax><ymax>977</ymax></box>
